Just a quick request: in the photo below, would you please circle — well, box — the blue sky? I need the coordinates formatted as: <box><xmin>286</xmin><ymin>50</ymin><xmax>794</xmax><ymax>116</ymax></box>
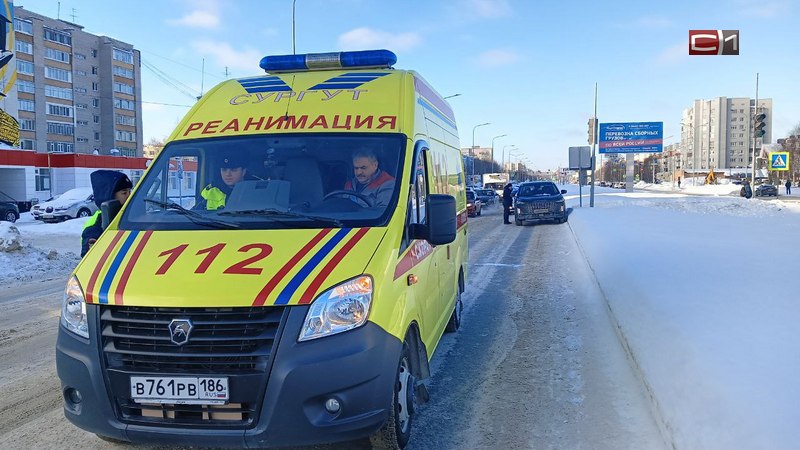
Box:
<box><xmin>16</xmin><ymin>0</ymin><xmax>800</xmax><ymax>169</ymax></box>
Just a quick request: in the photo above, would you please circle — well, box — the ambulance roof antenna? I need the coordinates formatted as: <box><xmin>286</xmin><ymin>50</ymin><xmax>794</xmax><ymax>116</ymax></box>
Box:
<box><xmin>70</xmin><ymin>8</ymin><xmax>77</xmax><ymax>23</ymax></box>
<box><xmin>197</xmin><ymin>58</ymin><xmax>205</xmax><ymax>101</ymax></box>
<box><xmin>292</xmin><ymin>0</ymin><xmax>297</xmax><ymax>54</ymax></box>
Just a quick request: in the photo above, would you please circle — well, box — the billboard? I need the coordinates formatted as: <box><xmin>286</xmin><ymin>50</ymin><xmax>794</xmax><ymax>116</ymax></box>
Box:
<box><xmin>599</xmin><ymin>122</ymin><xmax>663</xmax><ymax>154</ymax></box>
<box><xmin>0</xmin><ymin>0</ymin><xmax>18</xmax><ymax>149</ymax></box>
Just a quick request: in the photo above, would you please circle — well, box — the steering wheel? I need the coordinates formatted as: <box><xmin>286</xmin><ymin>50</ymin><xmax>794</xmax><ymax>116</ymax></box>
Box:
<box><xmin>323</xmin><ymin>190</ymin><xmax>372</xmax><ymax>207</ymax></box>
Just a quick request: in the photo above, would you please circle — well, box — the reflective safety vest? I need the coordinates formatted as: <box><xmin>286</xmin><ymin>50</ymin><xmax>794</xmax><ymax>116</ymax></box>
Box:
<box><xmin>201</xmin><ymin>185</ymin><xmax>227</xmax><ymax>210</ymax></box>
<box><xmin>83</xmin><ymin>210</ymin><xmax>101</xmax><ymax>230</ymax></box>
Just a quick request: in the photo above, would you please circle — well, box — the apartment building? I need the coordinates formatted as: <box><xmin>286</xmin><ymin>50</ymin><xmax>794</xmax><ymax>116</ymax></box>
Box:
<box><xmin>679</xmin><ymin>97</ymin><xmax>772</xmax><ymax>171</ymax></box>
<box><xmin>13</xmin><ymin>6</ymin><xmax>143</xmax><ymax>158</ymax></box>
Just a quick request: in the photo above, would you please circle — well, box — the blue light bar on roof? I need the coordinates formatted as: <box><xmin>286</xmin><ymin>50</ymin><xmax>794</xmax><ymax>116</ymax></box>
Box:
<box><xmin>260</xmin><ymin>49</ymin><xmax>397</xmax><ymax>73</ymax></box>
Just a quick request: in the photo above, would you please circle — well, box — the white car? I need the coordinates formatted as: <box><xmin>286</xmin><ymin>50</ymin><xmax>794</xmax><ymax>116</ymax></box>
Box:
<box><xmin>32</xmin><ymin>188</ymin><xmax>97</xmax><ymax>222</ymax></box>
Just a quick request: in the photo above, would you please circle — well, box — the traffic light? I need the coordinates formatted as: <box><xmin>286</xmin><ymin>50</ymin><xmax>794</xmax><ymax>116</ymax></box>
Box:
<box><xmin>587</xmin><ymin>117</ymin><xmax>598</xmax><ymax>145</ymax></box>
<box><xmin>754</xmin><ymin>113</ymin><xmax>766</xmax><ymax>138</ymax></box>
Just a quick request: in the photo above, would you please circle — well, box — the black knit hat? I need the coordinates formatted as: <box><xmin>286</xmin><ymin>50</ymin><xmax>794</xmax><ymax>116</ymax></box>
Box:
<box><xmin>114</xmin><ymin>174</ymin><xmax>133</xmax><ymax>192</ymax></box>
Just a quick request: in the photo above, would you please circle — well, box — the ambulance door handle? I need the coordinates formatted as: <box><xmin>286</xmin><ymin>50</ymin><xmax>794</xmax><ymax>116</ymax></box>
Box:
<box><xmin>447</xmin><ymin>245</ymin><xmax>451</xmax><ymax>260</ymax></box>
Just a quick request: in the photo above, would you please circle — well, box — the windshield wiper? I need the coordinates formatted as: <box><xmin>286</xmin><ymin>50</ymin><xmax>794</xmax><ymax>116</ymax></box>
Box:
<box><xmin>219</xmin><ymin>208</ymin><xmax>344</xmax><ymax>227</ymax></box>
<box><xmin>144</xmin><ymin>199</ymin><xmax>240</xmax><ymax>229</ymax></box>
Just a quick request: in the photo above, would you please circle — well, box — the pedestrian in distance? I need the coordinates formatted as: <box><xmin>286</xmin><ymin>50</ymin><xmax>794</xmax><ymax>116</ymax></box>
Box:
<box><xmin>677</xmin><ymin>176</ymin><xmax>681</xmax><ymax>189</ymax></box>
<box><xmin>740</xmin><ymin>179</ymin><xmax>753</xmax><ymax>199</ymax></box>
<box><xmin>786</xmin><ymin>179</ymin><xmax>792</xmax><ymax>195</ymax></box>
<box><xmin>81</xmin><ymin>170</ymin><xmax>133</xmax><ymax>257</ymax></box>
<box><xmin>502</xmin><ymin>183</ymin><xmax>513</xmax><ymax>224</ymax></box>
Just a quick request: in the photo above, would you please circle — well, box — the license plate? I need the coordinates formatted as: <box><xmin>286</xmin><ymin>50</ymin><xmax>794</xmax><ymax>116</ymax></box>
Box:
<box><xmin>130</xmin><ymin>376</ymin><xmax>229</xmax><ymax>405</ymax></box>
<box><xmin>534</xmin><ymin>209</ymin><xmax>549</xmax><ymax>213</ymax></box>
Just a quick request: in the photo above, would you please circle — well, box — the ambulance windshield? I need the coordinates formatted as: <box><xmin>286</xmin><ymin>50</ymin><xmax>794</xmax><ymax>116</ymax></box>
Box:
<box><xmin>121</xmin><ymin>133</ymin><xmax>406</xmax><ymax>230</ymax></box>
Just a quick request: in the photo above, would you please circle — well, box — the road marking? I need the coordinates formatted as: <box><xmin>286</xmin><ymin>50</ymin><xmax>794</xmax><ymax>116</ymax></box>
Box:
<box><xmin>474</xmin><ymin>263</ymin><xmax>524</xmax><ymax>268</ymax></box>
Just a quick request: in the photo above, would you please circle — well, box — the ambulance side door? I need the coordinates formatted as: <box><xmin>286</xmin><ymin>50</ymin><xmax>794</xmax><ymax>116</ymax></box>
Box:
<box><xmin>403</xmin><ymin>146</ymin><xmax>439</xmax><ymax>346</ymax></box>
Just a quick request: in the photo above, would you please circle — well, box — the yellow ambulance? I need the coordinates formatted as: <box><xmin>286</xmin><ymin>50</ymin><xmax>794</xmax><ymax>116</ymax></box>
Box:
<box><xmin>57</xmin><ymin>49</ymin><xmax>468</xmax><ymax>449</ymax></box>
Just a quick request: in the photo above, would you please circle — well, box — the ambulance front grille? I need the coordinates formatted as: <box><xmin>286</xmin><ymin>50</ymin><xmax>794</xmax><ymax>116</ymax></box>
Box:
<box><xmin>100</xmin><ymin>305</ymin><xmax>287</xmax><ymax>373</ymax></box>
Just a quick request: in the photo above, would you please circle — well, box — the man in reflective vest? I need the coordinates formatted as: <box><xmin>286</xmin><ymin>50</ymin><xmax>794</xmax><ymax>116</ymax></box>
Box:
<box><xmin>344</xmin><ymin>149</ymin><xmax>395</xmax><ymax>207</ymax></box>
<box><xmin>199</xmin><ymin>154</ymin><xmax>248</xmax><ymax>210</ymax></box>
<box><xmin>81</xmin><ymin>170</ymin><xmax>132</xmax><ymax>256</ymax></box>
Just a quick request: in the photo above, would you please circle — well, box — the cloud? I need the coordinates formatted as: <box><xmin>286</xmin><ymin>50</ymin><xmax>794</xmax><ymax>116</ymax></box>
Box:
<box><xmin>167</xmin><ymin>1</ymin><xmax>220</xmax><ymax>29</ymax></box>
<box><xmin>654</xmin><ymin>41</ymin><xmax>689</xmax><ymax>66</ymax></box>
<box><xmin>190</xmin><ymin>40</ymin><xmax>264</xmax><ymax>72</ymax></box>
<box><xmin>474</xmin><ymin>48</ymin><xmax>521</xmax><ymax>68</ymax></box>
<box><xmin>466</xmin><ymin>0</ymin><xmax>512</xmax><ymax>18</ymax></box>
<box><xmin>337</xmin><ymin>28</ymin><xmax>423</xmax><ymax>52</ymax></box>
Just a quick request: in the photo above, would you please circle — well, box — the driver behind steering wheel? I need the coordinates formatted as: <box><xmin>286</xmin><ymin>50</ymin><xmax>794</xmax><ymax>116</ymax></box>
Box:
<box><xmin>344</xmin><ymin>148</ymin><xmax>395</xmax><ymax>207</ymax></box>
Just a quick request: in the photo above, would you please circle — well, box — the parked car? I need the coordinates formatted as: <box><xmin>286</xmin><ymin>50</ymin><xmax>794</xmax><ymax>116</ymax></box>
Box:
<box><xmin>755</xmin><ymin>184</ymin><xmax>778</xmax><ymax>197</ymax></box>
<box><xmin>475</xmin><ymin>188</ymin><xmax>497</xmax><ymax>206</ymax></box>
<box><xmin>33</xmin><ymin>187</ymin><xmax>97</xmax><ymax>222</ymax></box>
<box><xmin>513</xmin><ymin>181</ymin><xmax>568</xmax><ymax>225</ymax></box>
<box><xmin>0</xmin><ymin>191</ymin><xmax>20</xmax><ymax>223</ymax></box>
<box><xmin>466</xmin><ymin>189</ymin><xmax>482</xmax><ymax>217</ymax></box>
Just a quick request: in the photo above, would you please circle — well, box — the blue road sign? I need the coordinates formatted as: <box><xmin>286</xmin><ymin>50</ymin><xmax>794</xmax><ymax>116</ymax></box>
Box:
<box><xmin>599</xmin><ymin>122</ymin><xmax>663</xmax><ymax>154</ymax></box>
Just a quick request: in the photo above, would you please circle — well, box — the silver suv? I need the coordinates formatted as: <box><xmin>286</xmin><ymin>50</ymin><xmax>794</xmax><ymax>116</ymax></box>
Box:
<box><xmin>32</xmin><ymin>187</ymin><xmax>97</xmax><ymax>223</ymax></box>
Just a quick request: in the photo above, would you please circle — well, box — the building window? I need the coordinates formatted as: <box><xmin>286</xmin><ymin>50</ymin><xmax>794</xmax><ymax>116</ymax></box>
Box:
<box><xmin>113</xmin><ymin>48</ymin><xmax>134</xmax><ymax>64</ymax></box>
<box><xmin>93</xmin><ymin>115</ymin><xmax>100</xmax><ymax>124</ymax></box>
<box><xmin>77</xmin><ymin>137</ymin><xmax>89</xmax><ymax>143</ymax></box>
<box><xmin>112</xmin><ymin>65</ymin><xmax>134</xmax><ymax>78</ymax></box>
<box><xmin>47</xmin><ymin>121</ymin><xmax>75</xmax><ymax>136</ymax></box>
<box><xmin>113</xmin><ymin>82</ymin><xmax>135</xmax><ymax>95</ymax></box>
<box><xmin>44</xmin><ymin>66</ymin><xmax>72</xmax><ymax>82</ymax></box>
<box><xmin>19</xmin><ymin>99</ymin><xmax>35</xmax><ymax>111</ymax></box>
<box><xmin>17</xmin><ymin>80</ymin><xmax>35</xmax><ymax>94</ymax></box>
<box><xmin>92</xmin><ymin>82</ymin><xmax>99</xmax><ymax>91</ymax></box>
<box><xmin>75</xmin><ymin>53</ymin><xmax>86</xmax><ymax>60</ymax></box>
<box><xmin>76</xmin><ymin>103</ymin><xmax>88</xmax><ymax>109</ymax></box>
<box><xmin>17</xmin><ymin>59</ymin><xmax>34</xmax><ymax>75</ymax></box>
<box><xmin>14</xmin><ymin>18</ymin><xmax>33</xmax><ymax>35</ymax></box>
<box><xmin>74</xmin><ymin>87</ymin><xmax>87</xmax><ymax>94</ymax></box>
<box><xmin>92</xmin><ymin>98</ymin><xmax>100</xmax><ymax>108</ymax></box>
<box><xmin>21</xmin><ymin>139</ymin><xmax>37</xmax><ymax>150</ymax></box>
<box><xmin>115</xmin><ymin>130</ymin><xmax>136</xmax><ymax>142</ymax></box>
<box><xmin>47</xmin><ymin>141</ymin><xmax>75</xmax><ymax>153</ymax></box>
<box><xmin>46</xmin><ymin>102</ymin><xmax>74</xmax><ymax>117</ymax></box>
<box><xmin>19</xmin><ymin>118</ymin><xmax>35</xmax><ymax>131</ymax></box>
<box><xmin>91</xmin><ymin>66</ymin><xmax>98</xmax><ymax>75</ymax></box>
<box><xmin>75</xmin><ymin>70</ymin><xmax>87</xmax><ymax>76</ymax></box>
<box><xmin>35</xmin><ymin>168</ymin><xmax>51</xmax><ymax>191</ymax></box>
<box><xmin>115</xmin><ymin>114</ymin><xmax>136</xmax><ymax>126</ymax></box>
<box><xmin>94</xmin><ymin>132</ymin><xmax>100</xmax><ymax>140</ymax></box>
<box><xmin>91</xmin><ymin>49</ymin><xmax>98</xmax><ymax>57</ymax></box>
<box><xmin>45</xmin><ymin>85</ymin><xmax>73</xmax><ymax>100</ymax></box>
<box><xmin>45</xmin><ymin>47</ymin><xmax>71</xmax><ymax>63</ymax></box>
<box><xmin>43</xmin><ymin>28</ymin><xmax>72</xmax><ymax>46</ymax></box>
<box><xmin>114</xmin><ymin>98</ymin><xmax>136</xmax><ymax>110</ymax></box>
<box><xmin>76</xmin><ymin>120</ymin><xmax>89</xmax><ymax>126</ymax></box>
<box><xmin>15</xmin><ymin>40</ymin><xmax>33</xmax><ymax>54</ymax></box>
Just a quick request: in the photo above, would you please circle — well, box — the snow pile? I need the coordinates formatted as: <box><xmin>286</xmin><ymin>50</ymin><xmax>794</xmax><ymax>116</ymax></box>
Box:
<box><xmin>566</xmin><ymin>190</ymin><xmax>800</xmax><ymax>449</ymax></box>
<box><xmin>1</xmin><ymin>216</ymin><xmax>84</xmax><ymax>285</ymax></box>
<box><xmin>0</xmin><ymin>222</ymin><xmax>22</xmax><ymax>252</ymax></box>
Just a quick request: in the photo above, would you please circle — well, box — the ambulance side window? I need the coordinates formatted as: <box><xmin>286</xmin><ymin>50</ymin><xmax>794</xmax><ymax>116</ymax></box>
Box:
<box><xmin>402</xmin><ymin>149</ymin><xmax>429</xmax><ymax>251</ymax></box>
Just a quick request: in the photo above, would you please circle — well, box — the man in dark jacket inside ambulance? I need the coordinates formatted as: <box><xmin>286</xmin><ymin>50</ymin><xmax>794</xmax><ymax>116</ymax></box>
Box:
<box><xmin>345</xmin><ymin>148</ymin><xmax>395</xmax><ymax>207</ymax></box>
<box><xmin>81</xmin><ymin>170</ymin><xmax>132</xmax><ymax>256</ymax></box>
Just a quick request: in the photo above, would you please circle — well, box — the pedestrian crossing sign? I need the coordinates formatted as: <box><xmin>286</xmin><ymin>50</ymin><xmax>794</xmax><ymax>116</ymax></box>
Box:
<box><xmin>770</xmin><ymin>152</ymin><xmax>789</xmax><ymax>171</ymax></box>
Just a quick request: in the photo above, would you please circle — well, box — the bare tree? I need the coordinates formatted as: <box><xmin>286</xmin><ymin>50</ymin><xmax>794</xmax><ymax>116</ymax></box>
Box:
<box><xmin>790</xmin><ymin>121</ymin><xmax>800</xmax><ymax>138</ymax></box>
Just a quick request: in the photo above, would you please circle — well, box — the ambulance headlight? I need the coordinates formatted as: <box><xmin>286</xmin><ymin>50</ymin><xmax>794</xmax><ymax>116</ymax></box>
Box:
<box><xmin>299</xmin><ymin>276</ymin><xmax>373</xmax><ymax>342</ymax></box>
<box><xmin>61</xmin><ymin>276</ymin><xmax>89</xmax><ymax>339</ymax></box>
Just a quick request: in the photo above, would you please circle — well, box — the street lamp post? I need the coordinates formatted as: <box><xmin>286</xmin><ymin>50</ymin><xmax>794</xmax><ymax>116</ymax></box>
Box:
<box><xmin>502</xmin><ymin>145</ymin><xmax>516</xmax><ymax>177</ymax></box>
<box><xmin>471</xmin><ymin>122</ymin><xmax>490</xmax><ymax>183</ymax></box>
<box><xmin>491</xmin><ymin>134</ymin><xmax>506</xmax><ymax>170</ymax></box>
<box><xmin>509</xmin><ymin>150</ymin><xmax>521</xmax><ymax>181</ymax></box>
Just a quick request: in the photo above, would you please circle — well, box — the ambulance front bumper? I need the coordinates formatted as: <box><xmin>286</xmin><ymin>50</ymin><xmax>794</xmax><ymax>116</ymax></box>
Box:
<box><xmin>56</xmin><ymin>304</ymin><xmax>402</xmax><ymax>448</ymax></box>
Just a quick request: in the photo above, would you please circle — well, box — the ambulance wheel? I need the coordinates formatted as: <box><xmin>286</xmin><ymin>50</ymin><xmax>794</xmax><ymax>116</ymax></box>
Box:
<box><xmin>515</xmin><ymin>219</ymin><xmax>522</xmax><ymax>226</ymax></box>
<box><xmin>322</xmin><ymin>190</ymin><xmax>372</xmax><ymax>207</ymax></box>
<box><xmin>370</xmin><ymin>342</ymin><xmax>414</xmax><ymax>450</ymax></box>
<box><xmin>445</xmin><ymin>284</ymin><xmax>463</xmax><ymax>333</ymax></box>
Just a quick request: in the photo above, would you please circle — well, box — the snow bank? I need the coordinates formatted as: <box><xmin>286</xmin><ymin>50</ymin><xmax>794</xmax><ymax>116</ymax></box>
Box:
<box><xmin>566</xmin><ymin>192</ymin><xmax>800</xmax><ymax>449</ymax></box>
<box><xmin>0</xmin><ymin>222</ymin><xmax>22</xmax><ymax>252</ymax></box>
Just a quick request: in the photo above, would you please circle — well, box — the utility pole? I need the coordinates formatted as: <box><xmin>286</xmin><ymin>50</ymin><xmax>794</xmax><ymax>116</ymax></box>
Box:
<box><xmin>590</xmin><ymin>82</ymin><xmax>598</xmax><ymax>207</ymax></box>
<box><xmin>751</xmin><ymin>73</ymin><xmax>759</xmax><ymax>184</ymax></box>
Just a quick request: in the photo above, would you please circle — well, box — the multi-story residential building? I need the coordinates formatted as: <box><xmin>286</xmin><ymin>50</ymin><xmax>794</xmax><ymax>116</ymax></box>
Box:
<box><xmin>680</xmin><ymin>97</ymin><xmax>772</xmax><ymax>171</ymax></box>
<box><xmin>13</xmin><ymin>6</ymin><xmax>142</xmax><ymax>158</ymax></box>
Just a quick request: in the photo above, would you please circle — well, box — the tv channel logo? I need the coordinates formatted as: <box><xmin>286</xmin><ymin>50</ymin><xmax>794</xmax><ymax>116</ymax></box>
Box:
<box><xmin>689</xmin><ymin>30</ymin><xmax>739</xmax><ymax>55</ymax></box>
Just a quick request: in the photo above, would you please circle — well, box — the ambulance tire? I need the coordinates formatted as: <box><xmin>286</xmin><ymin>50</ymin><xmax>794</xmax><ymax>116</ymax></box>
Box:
<box><xmin>445</xmin><ymin>285</ymin><xmax>463</xmax><ymax>333</ymax></box>
<box><xmin>370</xmin><ymin>341</ymin><xmax>414</xmax><ymax>450</ymax></box>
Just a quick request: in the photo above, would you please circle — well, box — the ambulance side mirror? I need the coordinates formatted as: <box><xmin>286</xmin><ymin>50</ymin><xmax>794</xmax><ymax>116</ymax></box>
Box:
<box><xmin>101</xmin><ymin>200</ymin><xmax>122</xmax><ymax>230</ymax></box>
<box><xmin>425</xmin><ymin>194</ymin><xmax>456</xmax><ymax>245</ymax></box>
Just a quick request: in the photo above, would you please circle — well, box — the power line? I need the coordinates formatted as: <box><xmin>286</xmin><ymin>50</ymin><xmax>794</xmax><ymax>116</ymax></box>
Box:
<box><xmin>137</xmin><ymin>48</ymin><xmax>225</xmax><ymax>81</ymax></box>
<box><xmin>141</xmin><ymin>59</ymin><xmax>198</xmax><ymax>101</ymax></box>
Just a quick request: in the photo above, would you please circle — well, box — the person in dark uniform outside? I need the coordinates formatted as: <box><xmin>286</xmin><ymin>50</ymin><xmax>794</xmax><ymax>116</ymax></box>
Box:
<box><xmin>502</xmin><ymin>183</ymin><xmax>513</xmax><ymax>224</ymax></box>
<box><xmin>197</xmin><ymin>154</ymin><xmax>248</xmax><ymax>210</ymax></box>
<box><xmin>81</xmin><ymin>170</ymin><xmax>133</xmax><ymax>257</ymax></box>
<box><xmin>344</xmin><ymin>148</ymin><xmax>395</xmax><ymax>207</ymax></box>
<box><xmin>786</xmin><ymin>179</ymin><xmax>792</xmax><ymax>195</ymax></box>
